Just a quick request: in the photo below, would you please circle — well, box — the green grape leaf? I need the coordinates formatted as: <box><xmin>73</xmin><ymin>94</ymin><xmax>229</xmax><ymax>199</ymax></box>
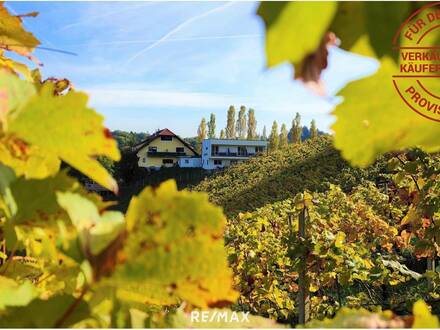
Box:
<box><xmin>0</xmin><ymin>4</ymin><xmax>40</xmax><ymax>58</ymax></box>
<box><xmin>330</xmin><ymin>2</ymin><xmax>410</xmax><ymax>60</ymax></box>
<box><xmin>57</xmin><ymin>191</ymin><xmax>125</xmax><ymax>256</ymax></box>
<box><xmin>0</xmin><ymin>163</ymin><xmax>17</xmax><ymax>217</ymax></box>
<box><xmin>332</xmin><ymin>58</ymin><xmax>440</xmax><ymax>167</ymax></box>
<box><xmin>412</xmin><ymin>300</ymin><xmax>439</xmax><ymax>328</ymax></box>
<box><xmin>9</xmin><ymin>171</ymin><xmax>76</xmax><ymax>224</ymax></box>
<box><xmin>0</xmin><ymin>294</ymin><xmax>90</xmax><ymax>327</ymax></box>
<box><xmin>0</xmin><ymin>276</ymin><xmax>38</xmax><ymax>309</ymax></box>
<box><xmin>257</xmin><ymin>2</ymin><xmax>337</xmax><ymax>68</ymax></box>
<box><xmin>110</xmin><ymin>180</ymin><xmax>238</xmax><ymax>308</ymax></box>
<box><xmin>0</xmin><ymin>69</ymin><xmax>35</xmax><ymax>127</ymax></box>
<box><xmin>2</xmin><ymin>72</ymin><xmax>120</xmax><ymax>191</ymax></box>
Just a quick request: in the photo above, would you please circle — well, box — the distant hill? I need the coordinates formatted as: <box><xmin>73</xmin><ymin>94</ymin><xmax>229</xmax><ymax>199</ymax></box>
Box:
<box><xmin>193</xmin><ymin>136</ymin><xmax>387</xmax><ymax>217</ymax></box>
<box><xmin>111</xmin><ymin>130</ymin><xmax>150</xmax><ymax>150</ymax></box>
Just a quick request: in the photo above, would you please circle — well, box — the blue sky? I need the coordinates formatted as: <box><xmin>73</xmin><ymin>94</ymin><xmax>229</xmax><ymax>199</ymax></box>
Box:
<box><xmin>7</xmin><ymin>1</ymin><xmax>378</xmax><ymax>137</ymax></box>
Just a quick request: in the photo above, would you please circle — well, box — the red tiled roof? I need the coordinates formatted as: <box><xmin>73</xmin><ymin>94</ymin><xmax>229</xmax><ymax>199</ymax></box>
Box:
<box><xmin>157</xmin><ymin>128</ymin><xmax>175</xmax><ymax>136</ymax></box>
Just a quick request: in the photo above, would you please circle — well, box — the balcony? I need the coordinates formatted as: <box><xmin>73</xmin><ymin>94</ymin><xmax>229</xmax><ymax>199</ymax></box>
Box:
<box><xmin>211</xmin><ymin>152</ymin><xmax>256</xmax><ymax>158</ymax></box>
<box><xmin>147</xmin><ymin>151</ymin><xmax>186</xmax><ymax>157</ymax></box>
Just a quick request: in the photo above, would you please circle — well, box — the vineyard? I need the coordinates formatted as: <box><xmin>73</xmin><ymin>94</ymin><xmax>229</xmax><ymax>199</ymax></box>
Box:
<box><xmin>1</xmin><ymin>1</ymin><xmax>440</xmax><ymax>329</ymax></box>
<box><xmin>194</xmin><ymin>136</ymin><xmax>388</xmax><ymax>217</ymax></box>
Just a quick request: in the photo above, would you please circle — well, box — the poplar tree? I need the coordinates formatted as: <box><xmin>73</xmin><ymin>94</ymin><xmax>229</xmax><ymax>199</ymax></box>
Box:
<box><xmin>208</xmin><ymin>113</ymin><xmax>216</xmax><ymax>138</ymax></box>
<box><xmin>247</xmin><ymin>108</ymin><xmax>257</xmax><ymax>140</ymax></box>
<box><xmin>220</xmin><ymin>129</ymin><xmax>226</xmax><ymax>139</ymax></box>
<box><xmin>197</xmin><ymin>118</ymin><xmax>207</xmax><ymax>153</ymax></box>
<box><xmin>279</xmin><ymin>123</ymin><xmax>288</xmax><ymax>148</ymax></box>
<box><xmin>310</xmin><ymin>119</ymin><xmax>318</xmax><ymax>139</ymax></box>
<box><xmin>226</xmin><ymin>106</ymin><xmax>236</xmax><ymax>139</ymax></box>
<box><xmin>290</xmin><ymin>112</ymin><xmax>302</xmax><ymax>144</ymax></box>
<box><xmin>236</xmin><ymin>105</ymin><xmax>247</xmax><ymax>139</ymax></box>
<box><xmin>269</xmin><ymin>121</ymin><xmax>279</xmax><ymax>151</ymax></box>
<box><xmin>261</xmin><ymin>126</ymin><xmax>267</xmax><ymax>140</ymax></box>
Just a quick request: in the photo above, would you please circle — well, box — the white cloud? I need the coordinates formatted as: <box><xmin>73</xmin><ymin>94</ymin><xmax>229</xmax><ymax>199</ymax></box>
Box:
<box><xmin>86</xmin><ymin>86</ymin><xmax>252</xmax><ymax>109</ymax></box>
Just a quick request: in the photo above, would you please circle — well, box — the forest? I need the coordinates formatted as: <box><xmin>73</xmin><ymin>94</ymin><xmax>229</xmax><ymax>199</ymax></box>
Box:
<box><xmin>0</xmin><ymin>1</ymin><xmax>439</xmax><ymax>329</ymax></box>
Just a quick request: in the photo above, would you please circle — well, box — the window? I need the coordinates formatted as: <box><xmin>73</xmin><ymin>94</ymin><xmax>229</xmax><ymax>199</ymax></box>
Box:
<box><xmin>176</xmin><ymin>147</ymin><xmax>184</xmax><ymax>153</ymax></box>
<box><xmin>148</xmin><ymin>146</ymin><xmax>157</xmax><ymax>152</ymax></box>
<box><xmin>185</xmin><ymin>159</ymin><xmax>189</xmax><ymax>164</ymax></box>
<box><xmin>256</xmin><ymin>146</ymin><xmax>264</xmax><ymax>153</ymax></box>
<box><xmin>161</xmin><ymin>136</ymin><xmax>172</xmax><ymax>141</ymax></box>
<box><xmin>162</xmin><ymin>159</ymin><xmax>174</xmax><ymax>164</ymax></box>
<box><xmin>214</xmin><ymin>160</ymin><xmax>222</xmax><ymax>165</ymax></box>
<box><xmin>238</xmin><ymin>146</ymin><xmax>247</xmax><ymax>156</ymax></box>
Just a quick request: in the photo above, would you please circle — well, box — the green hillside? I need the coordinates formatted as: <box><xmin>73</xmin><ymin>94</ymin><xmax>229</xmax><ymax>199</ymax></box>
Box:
<box><xmin>194</xmin><ymin>136</ymin><xmax>387</xmax><ymax>216</ymax></box>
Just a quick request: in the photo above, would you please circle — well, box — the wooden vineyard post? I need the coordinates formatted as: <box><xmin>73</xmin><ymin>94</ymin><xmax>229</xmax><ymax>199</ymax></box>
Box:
<box><xmin>298</xmin><ymin>204</ymin><xmax>310</xmax><ymax>325</ymax></box>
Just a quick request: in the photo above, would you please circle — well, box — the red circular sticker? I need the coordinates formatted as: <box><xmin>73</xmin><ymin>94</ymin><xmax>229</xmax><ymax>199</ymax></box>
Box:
<box><xmin>392</xmin><ymin>2</ymin><xmax>440</xmax><ymax>122</ymax></box>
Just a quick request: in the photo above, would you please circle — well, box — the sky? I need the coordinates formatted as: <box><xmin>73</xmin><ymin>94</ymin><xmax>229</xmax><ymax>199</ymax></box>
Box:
<box><xmin>7</xmin><ymin>1</ymin><xmax>379</xmax><ymax>137</ymax></box>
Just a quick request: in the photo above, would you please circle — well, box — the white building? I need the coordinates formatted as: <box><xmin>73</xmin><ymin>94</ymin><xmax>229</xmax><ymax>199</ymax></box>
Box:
<box><xmin>200</xmin><ymin>138</ymin><xmax>268</xmax><ymax>170</ymax></box>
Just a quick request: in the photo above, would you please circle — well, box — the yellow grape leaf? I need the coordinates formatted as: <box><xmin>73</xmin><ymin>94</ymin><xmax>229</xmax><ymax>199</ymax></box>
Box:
<box><xmin>3</xmin><ymin>73</ymin><xmax>120</xmax><ymax>191</ymax></box>
<box><xmin>412</xmin><ymin>300</ymin><xmax>439</xmax><ymax>328</ymax></box>
<box><xmin>334</xmin><ymin>231</ymin><xmax>345</xmax><ymax>248</ymax></box>
<box><xmin>257</xmin><ymin>2</ymin><xmax>337</xmax><ymax>68</ymax></box>
<box><xmin>56</xmin><ymin>191</ymin><xmax>125</xmax><ymax>256</ymax></box>
<box><xmin>111</xmin><ymin>180</ymin><xmax>238</xmax><ymax>308</ymax></box>
<box><xmin>332</xmin><ymin>58</ymin><xmax>440</xmax><ymax>167</ymax></box>
<box><xmin>0</xmin><ymin>4</ymin><xmax>40</xmax><ymax>57</ymax></box>
<box><xmin>0</xmin><ymin>53</ymin><xmax>32</xmax><ymax>81</ymax></box>
<box><xmin>0</xmin><ymin>137</ymin><xmax>60</xmax><ymax>179</ymax></box>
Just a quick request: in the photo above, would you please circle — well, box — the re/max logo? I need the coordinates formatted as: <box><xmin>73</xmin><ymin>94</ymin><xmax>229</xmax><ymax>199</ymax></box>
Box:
<box><xmin>190</xmin><ymin>311</ymin><xmax>250</xmax><ymax>323</ymax></box>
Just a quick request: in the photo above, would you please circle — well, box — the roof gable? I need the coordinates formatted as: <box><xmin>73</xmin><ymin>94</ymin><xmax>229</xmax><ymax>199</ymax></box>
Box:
<box><xmin>133</xmin><ymin>128</ymin><xmax>199</xmax><ymax>156</ymax></box>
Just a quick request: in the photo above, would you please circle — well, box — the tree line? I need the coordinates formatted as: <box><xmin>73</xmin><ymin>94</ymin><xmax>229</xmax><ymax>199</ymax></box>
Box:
<box><xmin>197</xmin><ymin>106</ymin><xmax>321</xmax><ymax>152</ymax></box>
<box><xmin>268</xmin><ymin>112</ymin><xmax>319</xmax><ymax>151</ymax></box>
<box><xmin>197</xmin><ymin>106</ymin><xmax>259</xmax><ymax>151</ymax></box>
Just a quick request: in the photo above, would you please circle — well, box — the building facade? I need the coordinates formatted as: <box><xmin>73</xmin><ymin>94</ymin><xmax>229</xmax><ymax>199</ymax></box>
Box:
<box><xmin>200</xmin><ymin>138</ymin><xmax>268</xmax><ymax>170</ymax></box>
<box><xmin>134</xmin><ymin>129</ymin><xmax>199</xmax><ymax>169</ymax></box>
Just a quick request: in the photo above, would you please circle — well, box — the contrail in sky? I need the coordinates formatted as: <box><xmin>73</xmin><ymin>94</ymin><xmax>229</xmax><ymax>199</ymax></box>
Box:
<box><xmin>67</xmin><ymin>34</ymin><xmax>261</xmax><ymax>47</ymax></box>
<box><xmin>124</xmin><ymin>2</ymin><xmax>235</xmax><ymax>66</ymax></box>
<box><xmin>60</xmin><ymin>2</ymin><xmax>154</xmax><ymax>31</ymax></box>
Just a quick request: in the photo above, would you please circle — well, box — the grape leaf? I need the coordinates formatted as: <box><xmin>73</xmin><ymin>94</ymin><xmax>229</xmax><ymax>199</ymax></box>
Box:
<box><xmin>330</xmin><ymin>2</ymin><xmax>410</xmax><ymax>60</ymax></box>
<box><xmin>57</xmin><ymin>191</ymin><xmax>125</xmax><ymax>256</ymax></box>
<box><xmin>412</xmin><ymin>300</ymin><xmax>439</xmax><ymax>328</ymax></box>
<box><xmin>110</xmin><ymin>180</ymin><xmax>238</xmax><ymax>308</ymax></box>
<box><xmin>2</xmin><ymin>72</ymin><xmax>120</xmax><ymax>192</ymax></box>
<box><xmin>0</xmin><ymin>69</ymin><xmax>35</xmax><ymax>127</ymax></box>
<box><xmin>0</xmin><ymin>276</ymin><xmax>37</xmax><ymax>309</ymax></box>
<box><xmin>332</xmin><ymin>58</ymin><xmax>440</xmax><ymax>167</ymax></box>
<box><xmin>0</xmin><ymin>4</ymin><xmax>40</xmax><ymax>58</ymax></box>
<box><xmin>257</xmin><ymin>2</ymin><xmax>337</xmax><ymax>68</ymax></box>
<box><xmin>9</xmin><ymin>171</ymin><xmax>76</xmax><ymax>224</ymax></box>
<box><xmin>0</xmin><ymin>163</ymin><xmax>16</xmax><ymax>217</ymax></box>
<box><xmin>0</xmin><ymin>53</ymin><xmax>32</xmax><ymax>81</ymax></box>
<box><xmin>0</xmin><ymin>294</ymin><xmax>90</xmax><ymax>327</ymax></box>
<box><xmin>0</xmin><ymin>136</ymin><xmax>60</xmax><ymax>179</ymax></box>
